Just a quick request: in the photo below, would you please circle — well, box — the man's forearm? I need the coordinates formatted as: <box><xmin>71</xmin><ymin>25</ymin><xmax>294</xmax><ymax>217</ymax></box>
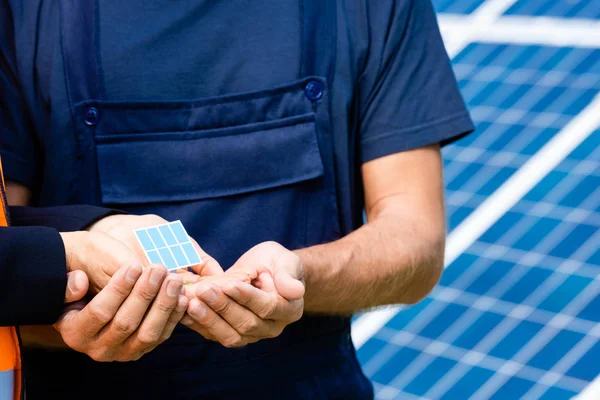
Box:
<box><xmin>296</xmin><ymin>211</ymin><xmax>444</xmax><ymax>314</ymax></box>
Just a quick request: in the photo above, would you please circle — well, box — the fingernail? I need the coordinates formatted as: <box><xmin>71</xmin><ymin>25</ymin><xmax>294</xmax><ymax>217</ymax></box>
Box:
<box><xmin>189</xmin><ymin>298</ymin><xmax>206</xmax><ymax>318</ymax></box>
<box><xmin>150</xmin><ymin>268</ymin><xmax>163</xmax><ymax>286</ymax></box>
<box><xmin>126</xmin><ymin>266</ymin><xmax>143</xmax><ymax>283</ymax></box>
<box><xmin>201</xmin><ymin>289</ymin><xmax>218</xmax><ymax>304</ymax></box>
<box><xmin>167</xmin><ymin>279</ymin><xmax>183</xmax><ymax>297</ymax></box>
<box><xmin>181</xmin><ymin>316</ymin><xmax>194</xmax><ymax>326</ymax></box>
<box><xmin>67</xmin><ymin>274</ymin><xmax>79</xmax><ymax>293</ymax></box>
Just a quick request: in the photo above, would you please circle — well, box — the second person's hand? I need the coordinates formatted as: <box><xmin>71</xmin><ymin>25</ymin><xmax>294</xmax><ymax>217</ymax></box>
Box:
<box><xmin>55</xmin><ymin>264</ymin><xmax>188</xmax><ymax>362</ymax></box>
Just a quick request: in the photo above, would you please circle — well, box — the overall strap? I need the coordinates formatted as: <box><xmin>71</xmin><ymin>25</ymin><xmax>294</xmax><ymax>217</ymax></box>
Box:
<box><xmin>300</xmin><ymin>0</ymin><xmax>337</xmax><ymax>82</ymax></box>
<box><xmin>59</xmin><ymin>0</ymin><xmax>106</xmax><ymax>105</ymax></box>
<box><xmin>59</xmin><ymin>0</ymin><xmax>105</xmax><ymax>204</ymax></box>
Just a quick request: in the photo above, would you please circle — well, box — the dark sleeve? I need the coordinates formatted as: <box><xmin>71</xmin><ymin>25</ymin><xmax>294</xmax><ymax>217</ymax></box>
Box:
<box><xmin>0</xmin><ymin>226</ymin><xmax>66</xmax><ymax>326</ymax></box>
<box><xmin>358</xmin><ymin>0</ymin><xmax>475</xmax><ymax>163</ymax></box>
<box><xmin>9</xmin><ymin>205</ymin><xmax>125</xmax><ymax>232</ymax></box>
<box><xmin>0</xmin><ymin>1</ymin><xmax>41</xmax><ymax>189</ymax></box>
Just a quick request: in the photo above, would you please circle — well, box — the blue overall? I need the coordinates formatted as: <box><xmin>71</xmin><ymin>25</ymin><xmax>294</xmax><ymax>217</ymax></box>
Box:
<box><xmin>0</xmin><ymin>0</ymin><xmax>474</xmax><ymax>398</ymax></box>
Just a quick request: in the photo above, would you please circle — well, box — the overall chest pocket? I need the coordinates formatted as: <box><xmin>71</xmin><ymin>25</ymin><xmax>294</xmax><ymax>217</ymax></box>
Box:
<box><xmin>78</xmin><ymin>78</ymin><xmax>339</xmax><ymax>259</ymax></box>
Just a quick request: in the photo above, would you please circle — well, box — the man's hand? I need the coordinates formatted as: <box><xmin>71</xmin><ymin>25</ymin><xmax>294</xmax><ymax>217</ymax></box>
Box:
<box><xmin>55</xmin><ymin>264</ymin><xmax>188</xmax><ymax>362</ymax></box>
<box><xmin>181</xmin><ymin>242</ymin><xmax>304</xmax><ymax>348</ymax></box>
<box><xmin>89</xmin><ymin>214</ymin><xmax>223</xmax><ymax>277</ymax></box>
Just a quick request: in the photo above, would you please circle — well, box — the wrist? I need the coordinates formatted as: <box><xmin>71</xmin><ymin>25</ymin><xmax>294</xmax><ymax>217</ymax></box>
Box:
<box><xmin>59</xmin><ymin>231</ymin><xmax>89</xmax><ymax>273</ymax></box>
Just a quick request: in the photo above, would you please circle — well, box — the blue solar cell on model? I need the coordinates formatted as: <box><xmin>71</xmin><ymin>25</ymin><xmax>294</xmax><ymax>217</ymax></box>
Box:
<box><xmin>488</xmin><ymin>320</ymin><xmax>545</xmax><ymax>360</ymax></box>
<box><xmin>159</xmin><ymin>225</ymin><xmax>178</xmax><ymax>246</ymax></box>
<box><xmin>465</xmin><ymin>260</ymin><xmax>515</xmax><ymax>296</ymax></box>
<box><xmin>147</xmin><ymin>227</ymin><xmax>166</xmax><ymax>248</ymax></box>
<box><xmin>370</xmin><ymin>346</ymin><xmax>422</xmax><ymax>385</ymax></box>
<box><xmin>549</xmin><ymin>224</ymin><xmax>598</xmax><ymax>259</ymax></box>
<box><xmin>135</xmin><ymin>229</ymin><xmax>155</xmax><ymax>251</ymax></box>
<box><xmin>170</xmin><ymin>245</ymin><xmax>189</xmax><ymax>267</ymax></box>
<box><xmin>490</xmin><ymin>376</ymin><xmax>536</xmax><ymax>400</ymax></box>
<box><xmin>576</xmin><ymin>293</ymin><xmax>600</xmax><ymax>322</ymax></box>
<box><xmin>146</xmin><ymin>249</ymin><xmax>162</xmax><ymax>265</ymax></box>
<box><xmin>453</xmin><ymin>311</ymin><xmax>505</xmax><ymax>349</ymax></box>
<box><xmin>567</xmin><ymin>341</ymin><xmax>600</xmax><ymax>381</ymax></box>
<box><xmin>500</xmin><ymin>267</ymin><xmax>553</xmax><ymax>304</ymax></box>
<box><xmin>158</xmin><ymin>248</ymin><xmax>177</xmax><ymax>270</ymax></box>
<box><xmin>537</xmin><ymin>274</ymin><xmax>592</xmax><ymax>313</ymax></box>
<box><xmin>170</xmin><ymin>221</ymin><xmax>190</xmax><ymax>243</ymax></box>
<box><xmin>538</xmin><ymin>385</ymin><xmax>578</xmax><ymax>400</ymax></box>
<box><xmin>182</xmin><ymin>242</ymin><xmax>201</xmax><ymax>264</ymax></box>
<box><xmin>440</xmin><ymin>366</ymin><xmax>495</xmax><ymax>400</ymax></box>
<box><xmin>527</xmin><ymin>329</ymin><xmax>585</xmax><ymax>370</ymax></box>
<box><xmin>387</xmin><ymin>297</ymin><xmax>434</xmax><ymax>332</ymax></box>
<box><xmin>356</xmin><ymin>337</ymin><xmax>388</xmax><ymax>366</ymax></box>
<box><xmin>404</xmin><ymin>356</ymin><xmax>456</xmax><ymax>396</ymax></box>
<box><xmin>512</xmin><ymin>217</ymin><xmax>562</xmax><ymax>252</ymax></box>
<box><xmin>419</xmin><ymin>303</ymin><xmax>469</xmax><ymax>339</ymax></box>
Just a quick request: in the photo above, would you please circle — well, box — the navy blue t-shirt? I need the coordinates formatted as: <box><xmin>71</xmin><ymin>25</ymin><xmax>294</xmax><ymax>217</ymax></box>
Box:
<box><xmin>0</xmin><ymin>1</ymin><xmax>473</xmax><ymax>399</ymax></box>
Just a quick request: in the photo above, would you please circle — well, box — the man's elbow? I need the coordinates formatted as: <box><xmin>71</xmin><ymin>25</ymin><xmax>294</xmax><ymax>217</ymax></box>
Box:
<box><xmin>400</xmin><ymin>232</ymin><xmax>445</xmax><ymax>305</ymax></box>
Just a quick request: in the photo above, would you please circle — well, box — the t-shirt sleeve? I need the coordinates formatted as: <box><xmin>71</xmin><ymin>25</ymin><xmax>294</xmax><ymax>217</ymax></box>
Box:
<box><xmin>0</xmin><ymin>1</ymin><xmax>41</xmax><ymax>189</ymax></box>
<box><xmin>358</xmin><ymin>0</ymin><xmax>474</xmax><ymax>163</ymax></box>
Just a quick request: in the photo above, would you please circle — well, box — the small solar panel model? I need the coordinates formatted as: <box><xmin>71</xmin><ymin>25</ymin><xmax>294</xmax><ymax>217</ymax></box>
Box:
<box><xmin>134</xmin><ymin>220</ymin><xmax>202</xmax><ymax>270</ymax></box>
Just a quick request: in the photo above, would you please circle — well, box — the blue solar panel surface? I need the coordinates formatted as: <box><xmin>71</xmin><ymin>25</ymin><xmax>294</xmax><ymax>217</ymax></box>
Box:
<box><xmin>506</xmin><ymin>0</ymin><xmax>600</xmax><ymax>19</ymax></box>
<box><xmin>134</xmin><ymin>221</ymin><xmax>202</xmax><ymax>270</ymax></box>
<box><xmin>356</xmin><ymin>2</ymin><xmax>600</xmax><ymax>399</ymax></box>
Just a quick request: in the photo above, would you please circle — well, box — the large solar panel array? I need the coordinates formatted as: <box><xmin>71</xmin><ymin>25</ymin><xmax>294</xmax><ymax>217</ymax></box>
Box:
<box><xmin>356</xmin><ymin>1</ymin><xmax>600</xmax><ymax>399</ymax></box>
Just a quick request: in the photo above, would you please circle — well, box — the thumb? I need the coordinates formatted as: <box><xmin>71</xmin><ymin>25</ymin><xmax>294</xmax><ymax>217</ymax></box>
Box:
<box><xmin>273</xmin><ymin>267</ymin><xmax>305</xmax><ymax>301</ymax></box>
<box><xmin>64</xmin><ymin>270</ymin><xmax>89</xmax><ymax>303</ymax></box>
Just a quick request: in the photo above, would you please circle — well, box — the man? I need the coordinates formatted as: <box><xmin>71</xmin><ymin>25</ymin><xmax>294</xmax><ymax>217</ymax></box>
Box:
<box><xmin>0</xmin><ymin>0</ymin><xmax>474</xmax><ymax>399</ymax></box>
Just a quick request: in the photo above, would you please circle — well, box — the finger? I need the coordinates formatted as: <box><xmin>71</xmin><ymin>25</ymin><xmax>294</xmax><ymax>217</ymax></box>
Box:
<box><xmin>59</xmin><ymin>265</ymin><xmax>142</xmax><ymax>341</ymax></box>
<box><xmin>176</xmin><ymin>269</ymin><xmax>202</xmax><ymax>285</ymax></box>
<box><xmin>272</xmin><ymin>267</ymin><xmax>305</xmax><ymax>301</ymax></box>
<box><xmin>64</xmin><ymin>270</ymin><xmax>90</xmax><ymax>303</ymax></box>
<box><xmin>222</xmin><ymin>281</ymin><xmax>303</xmax><ymax>323</ymax></box>
<box><xmin>188</xmin><ymin>240</ymin><xmax>224</xmax><ymax>276</ymax></box>
<box><xmin>160</xmin><ymin>294</ymin><xmax>189</xmax><ymax>341</ymax></box>
<box><xmin>185</xmin><ymin>298</ymin><xmax>248</xmax><ymax>348</ymax></box>
<box><xmin>196</xmin><ymin>284</ymin><xmax>277</xmax><ymax>338</ymax></box>
<box><xmin>124</xmin><ymin>274</ymin><xmax>183</xmax><ymax>352</ymax></box>
<box><xmin>99</xmin><ymin>265</ymin><xmax>167</xmax><ymax>344</ymax></box>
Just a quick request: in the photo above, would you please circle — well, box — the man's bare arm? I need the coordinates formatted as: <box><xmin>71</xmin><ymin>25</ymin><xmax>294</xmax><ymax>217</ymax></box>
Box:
<box><xmin>5</xmin><ymin>180</ymin><xmax>31</xmax><ymax>206</ymax></box>
<box><xmin>296</xmin><ymin>144</ymin><xmax>446</xmax><ymax>314</ymax></box>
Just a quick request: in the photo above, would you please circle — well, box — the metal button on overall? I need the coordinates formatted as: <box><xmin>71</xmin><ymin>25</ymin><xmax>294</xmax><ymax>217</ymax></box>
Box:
<box><xmin>83</xmin><ymin>107</ymin><xmax>100</xmax><ymax>126</ymax></box>
<box><xmin>304</xmin><ymin>80</ymin><xmax>323</xmax><ymax>101</ymax></box>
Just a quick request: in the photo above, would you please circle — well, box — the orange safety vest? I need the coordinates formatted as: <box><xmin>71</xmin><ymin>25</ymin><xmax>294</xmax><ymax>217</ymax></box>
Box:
<box><xmin>0</xmin><ymin>157</ymin><xmax>22</xmax><ymax>400</ymax></box>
